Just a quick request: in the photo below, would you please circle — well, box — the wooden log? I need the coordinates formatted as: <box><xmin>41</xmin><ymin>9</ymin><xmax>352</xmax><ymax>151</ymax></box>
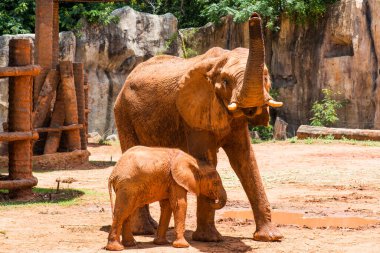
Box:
<box><xmin>33</xmin><ymin>69</ymin><xmax>59</xmax><ymax>128</ymax></box>
<box><xmin>0</xmin><ymin>177</ymin><xmax>38</xmax><ymax>190</ymax></box>
<box><xmin>0</xmin><ymin>65</ymin><xmax>42</xmax><ymax>78</ymax></box>
<box><xmin>7</xmin><ymin>39</ymin><xmax>35</xmax><ymax>199</ymax></box>
<box><xmin>44</xmin><ymin>83</ymin><xmax>66</xmax><ymax>154</ymax></box>
<box><xmin>36</xmin><ymin>124</ymin><xmax>83</xmax><ymax>133</ymax></box>
<box><xmin>0</xmin><ymin>132</ymin><xmax>39</xmax><ymax>142</ymax></box>
<box><xmin>34</xmin><ymin>0</ymin><xmax>56</xmax><ymax>107</ymax></box>
<box><xmin>59</xmin><ymin>61</ymin><xmax>81</xmax><ymax>151</ymax></box>
<box><xmin>73</xmin><ymin>63</ymin><xmax>87</xmax><ymax>150</ymax></box>
<box><xmin>84</xmin><ymin>73</ymin><xmax>89</xmax><ymax>143</ymax></box>
<box><xmin>297</xmin><ymin>125</ymin><xmax>380</xmax><ymax>141</ymax></box>
<box><xmin>273</xmin><ymin>117</ymin><xmax>288</xmax><ymax>140</ymax></box>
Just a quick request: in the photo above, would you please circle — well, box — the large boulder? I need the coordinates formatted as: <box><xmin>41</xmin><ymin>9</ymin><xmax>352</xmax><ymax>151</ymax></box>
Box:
<box><xmin>75</xmin><ymin>7</ymin><xmax>179</xmax><ymax>134</ymax></box>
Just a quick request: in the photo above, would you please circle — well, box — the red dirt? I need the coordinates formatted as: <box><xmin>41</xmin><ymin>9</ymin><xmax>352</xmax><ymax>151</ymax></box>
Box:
<box><xmin>1</xmin><ymin>141</ymin><xmax>380</xmax><ymax>252</ymax></box>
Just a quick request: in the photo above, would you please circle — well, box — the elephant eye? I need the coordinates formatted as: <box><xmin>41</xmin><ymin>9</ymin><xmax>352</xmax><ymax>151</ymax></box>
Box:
<box><xmin>213</xmin><ymin>181</ymin><xmax>218</xmax><ymax>186</ymax></box>
<box><xmin>222</xmin><ymin>79</ymin><xmax>228</xmax><ymax>87</ymax></box>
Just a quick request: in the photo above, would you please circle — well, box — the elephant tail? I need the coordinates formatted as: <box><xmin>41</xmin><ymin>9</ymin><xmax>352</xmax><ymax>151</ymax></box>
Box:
<box><xmin>108</xmin><ymin>177</ymin><xmax>114</xmax><ymax>218</ymax></box>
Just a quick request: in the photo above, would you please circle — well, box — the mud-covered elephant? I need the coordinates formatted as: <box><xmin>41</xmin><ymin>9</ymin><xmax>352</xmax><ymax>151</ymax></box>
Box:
<box><xmin>106</xmin><ymin>146</ymin><xmax>227</xmax><ymax>250</ymax></box>
<box><xmin>114</xmin><ymin>13</ymin><xmax>283</xmax><ymax>242</ymax></box>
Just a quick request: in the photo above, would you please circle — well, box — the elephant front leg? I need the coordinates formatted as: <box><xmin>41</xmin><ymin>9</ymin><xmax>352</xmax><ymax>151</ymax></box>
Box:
<box><xmin>192</xmin><ymin>195</ymin><xmax>223</xmax><ymax>242</ymax></box>
<box><xmin>153</xmin><ymin>199</ymin><xmax>172</xmax><ymax>245</ymax></box>
<box><xmin>222</xmin><ymin>120</ymin><xmax>283</xmax><ymax>242</ymax></box>
<box><xmin>169</xmin><ymin>186</ymin><xmax>189</xmax><ymax>248</ymax></box>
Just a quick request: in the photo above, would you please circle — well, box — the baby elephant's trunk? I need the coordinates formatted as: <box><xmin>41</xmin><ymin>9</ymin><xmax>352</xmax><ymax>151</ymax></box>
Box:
<box><xmin>210</xmin><ymin>187</ymin><xmax>227</xmax><ymax>210</ymax></box>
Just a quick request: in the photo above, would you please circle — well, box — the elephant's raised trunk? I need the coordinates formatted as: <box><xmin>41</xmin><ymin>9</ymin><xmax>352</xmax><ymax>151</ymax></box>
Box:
<box><xmin>231</xmin><ymin>13</ymin><xmax>266</xmax><ymax>109</ymax></box>
<box><xmin>210</xmin><ymin>186</ymin><xmax>227</xmax><ymax>210</ymax></box>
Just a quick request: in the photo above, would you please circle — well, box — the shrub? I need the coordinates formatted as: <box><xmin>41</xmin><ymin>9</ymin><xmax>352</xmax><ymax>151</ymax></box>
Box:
<box><xmin>310</xmin><ymin>89</ymin><xmax>345</xmax><ymax>127</ymax></box>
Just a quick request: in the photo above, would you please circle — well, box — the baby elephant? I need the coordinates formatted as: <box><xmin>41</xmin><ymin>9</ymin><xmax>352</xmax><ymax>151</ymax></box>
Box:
<box><xmin>106</xmin><ymin>146</ymin><xmax>227</xmax><ymax>251</ymax></box>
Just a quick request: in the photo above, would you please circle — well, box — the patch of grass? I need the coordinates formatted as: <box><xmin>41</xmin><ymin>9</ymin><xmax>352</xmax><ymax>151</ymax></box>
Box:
<box><xmin>0</xmin><ymin>187</ymin><xmax>85</xmax><ymax>208</ymax></box>
<box><xmin>0</xmin><ymin>230</ymin><xmax>6</xmax><ymax>235</ymax></box>
<box><xmin>287</xmin><ymin>136</ymin><xmax>380</xmax><ymax>147</ymax></box>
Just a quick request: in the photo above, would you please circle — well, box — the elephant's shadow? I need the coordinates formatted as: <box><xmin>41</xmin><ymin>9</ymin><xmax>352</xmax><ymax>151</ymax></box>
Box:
<box><xmin>100</xmin><ymin>225</ymin><xmax>252</xmax><ymax>252</ymax></box>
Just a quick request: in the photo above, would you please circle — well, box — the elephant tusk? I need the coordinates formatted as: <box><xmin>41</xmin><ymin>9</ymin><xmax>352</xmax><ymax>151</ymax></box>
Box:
<box><xmin>267</xmin><ymin>99</ymin><xmax>283</xmax><ymax>108</ymax></box>
<box><xmin>228</xmin><ymin>103</ymin><xmax>237</xmax><ymax>111</ymax></box>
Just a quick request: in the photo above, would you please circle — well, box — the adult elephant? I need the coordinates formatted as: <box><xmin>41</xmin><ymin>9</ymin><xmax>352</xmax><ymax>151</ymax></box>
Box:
<box><xmin>114</xmin><ymin>13</ymin><xmax>283</xmax><ymax>242</ymax></box>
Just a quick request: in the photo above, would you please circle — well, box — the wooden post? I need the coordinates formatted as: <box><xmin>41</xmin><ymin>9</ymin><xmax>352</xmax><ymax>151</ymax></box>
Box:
<box><xmin>84</xmin><ymin>74</ymin><xmax>89</xmax><ymax>141</ymax></box>
<box><xmin>34</xmin><ymin>0</ymin><xmax>59</xmax><ymax>107</ymax></box>
<box><xmin>33</xmin><ymin>69</ymin><xmax>59</xmax><ymax>128</ymax></box>
<box><xmin>60</xmin><ymin>61</ymin><xmax>81</xmax><ymax>151</ymax></box>
<box><xmin>273</xmin><ymin>117</ymin><xmax>288</xmax><ymax>140</ymax></box>
<box><xmin>44</xmin><ymin>84</ymin><xmax>65</xmax><ymax>154</ymax></box>
<box><xmin>73</xmin><ymin>63</ymin><xmax>87</xmax><ymax>150</ymax></box>
<box><xmin>7</xmin><ymin>39</ymin><xmax>37</xmax><ymax>199</ymax></box>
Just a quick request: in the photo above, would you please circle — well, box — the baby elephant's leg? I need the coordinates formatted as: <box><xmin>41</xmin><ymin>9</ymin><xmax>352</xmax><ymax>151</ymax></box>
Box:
<box><xmin>153</xmin><ymin>199</ymin><xmax>172</xmax><ymax>245</ymax></box>
<box><xmin>106</xmin><ymin>193</ymin><xmax>136</xmax><ymax>251</ymax></box>
<box><xmin>169</xmin><ymin>185</ymin><xmax>189</xmax><ymax>248</ymax></box>
<box><xmin>122</xmin><ymin>217</ymin><xmax>137</xmax><ymax>247</ymax></box>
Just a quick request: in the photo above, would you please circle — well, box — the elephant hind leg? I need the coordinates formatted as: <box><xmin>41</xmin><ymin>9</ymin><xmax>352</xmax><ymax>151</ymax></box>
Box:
<box><xmin>106</xmin><ymin>194</ymin><xmax>130</xmax><ymax>251</ymax></box>
<box><xmin>114</xmin><ymin>98</ymin><xmax>139</xmax><ymax>153</ymax></box>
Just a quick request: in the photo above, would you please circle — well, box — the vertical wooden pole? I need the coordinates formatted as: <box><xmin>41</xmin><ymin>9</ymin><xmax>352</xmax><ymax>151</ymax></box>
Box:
<box><xmin>73</xmin><ymin>63</ymin><xmax>87</xmax><ymax>150</ymax></box>
<box><xmin>8</xmin><ymin>39</ymin><xmax>35</xmax><ymax>199</ymax></box>
<box><xmin>34</xmin><ymin>0</ymin><xmax>59</xmax><ymax>107</ymax></box>
<box><xmin>60</xmin><ymin>61</ymin><xmax>81</xmax><ymax>151</ymax></box>
<box><xmin>84</xmin><ymin>74</ymin><xmax>89</xmax><ymax>142</ymax></box>
<box><xmin>44</xmin><ymin>83</ymin><xmax>65</xmax><ymax>154</ymax></box>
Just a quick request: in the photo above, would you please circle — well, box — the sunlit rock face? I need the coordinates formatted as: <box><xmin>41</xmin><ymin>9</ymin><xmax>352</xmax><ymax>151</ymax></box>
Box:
<box><xmin>75</xmin><ymin>7</ymin><xmax>179</xmax><ymax>135</ymax></box>
<box><xmin>268</xmin><ymin>0</ymin><xmax>380</xmax><ymax>132</ymax></box>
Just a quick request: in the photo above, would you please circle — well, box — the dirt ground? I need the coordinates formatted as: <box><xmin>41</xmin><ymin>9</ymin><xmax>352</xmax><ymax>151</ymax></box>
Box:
<box><xmin>1</xmin><ymin>141</ymin><xmax>380</xmax><ymax>253</ymax></box>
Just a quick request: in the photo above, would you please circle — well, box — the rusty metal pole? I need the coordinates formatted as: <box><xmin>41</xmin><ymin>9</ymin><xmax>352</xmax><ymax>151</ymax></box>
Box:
<box><xmin>73</xmin><ymin>63</ymin><xmax>87</xmax><ymax>150</ymax></box>
<box><xmin>7</xmin><ymin>39</ymin><xmax>37</xmax><ymax>199</ymax></box>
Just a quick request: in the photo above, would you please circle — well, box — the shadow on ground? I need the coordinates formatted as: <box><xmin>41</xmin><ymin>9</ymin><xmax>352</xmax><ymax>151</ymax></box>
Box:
<box><xmin>99</xmin><ymin>225</ymin><xmax>252</xmax><ymax>252</ymax></box>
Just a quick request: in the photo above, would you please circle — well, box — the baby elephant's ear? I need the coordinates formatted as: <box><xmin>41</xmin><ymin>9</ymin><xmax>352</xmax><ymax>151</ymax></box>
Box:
<box><xmin>171</xmin><ymin>158</ymin><xmax>200</xmax><ymax>195</ymax></box>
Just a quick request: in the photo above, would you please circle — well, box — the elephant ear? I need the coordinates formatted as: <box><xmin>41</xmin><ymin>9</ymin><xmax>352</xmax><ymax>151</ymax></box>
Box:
<box><xmin>171</xmin><ymin>156</ymin><xmax>200</xmax><ymax>195</ymax></box>
<box><xmin>176</xmin><ymin>58</ymin><xmax>230</xmax><ymax>135</ymax></box>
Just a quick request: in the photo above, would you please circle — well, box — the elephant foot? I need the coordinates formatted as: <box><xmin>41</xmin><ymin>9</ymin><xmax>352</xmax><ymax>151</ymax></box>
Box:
<box><xmin>192</xmin><ymin>224</ymin><xmax>223</xmax><ymax>242</ymax></box>
<box><xmin>253</xmin><ymin>222</ymin><xmax>283</xmax><ymax>242</ymax></box>
<box><xmin>122</xmin><ymin>239</ymin><xmax>137</xmax><ymax>247</ymax></box>
<box><xmin>153</xmin><ymin>237</ymin><xmax>169</xmax><ymax>245</ymax></box>
<box><xmin>105</xmin><ymin>241</ymin><xmax>124</xmax><ymax>251</ymax></box>
<box><xmin>173</xmin><ymin>238</ymin><xmax>190</xmax><ymax>248</ymax></box>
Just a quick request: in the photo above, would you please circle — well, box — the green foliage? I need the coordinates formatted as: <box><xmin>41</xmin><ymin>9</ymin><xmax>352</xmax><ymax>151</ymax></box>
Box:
<box><xmin>0</xmin><ymin>0</ymin><xmax>35</xmax><ymax>35</ymax></box>
<box><xmin>1</xmin><ymin>0</ymin><xmax>339</xmax><ymax>35</ymax></box>
<box><xmin>310</xmin><ymin>89</ymin><xmax>345</xmax><ymax>127</ymax></box>
<box><xmin>59</xmin><ymin>3</ymin><xmax>122</xmax><ymax>32</ymax></box>
<box><xmin>252</xmin><ymin>125</ymin><xmax>273</xmax><ymax>140</ymax></box>
<box><xmin>200</xmin><ymin>0</ymin><xmax>339</xmax><ymax>30</ymax></box>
